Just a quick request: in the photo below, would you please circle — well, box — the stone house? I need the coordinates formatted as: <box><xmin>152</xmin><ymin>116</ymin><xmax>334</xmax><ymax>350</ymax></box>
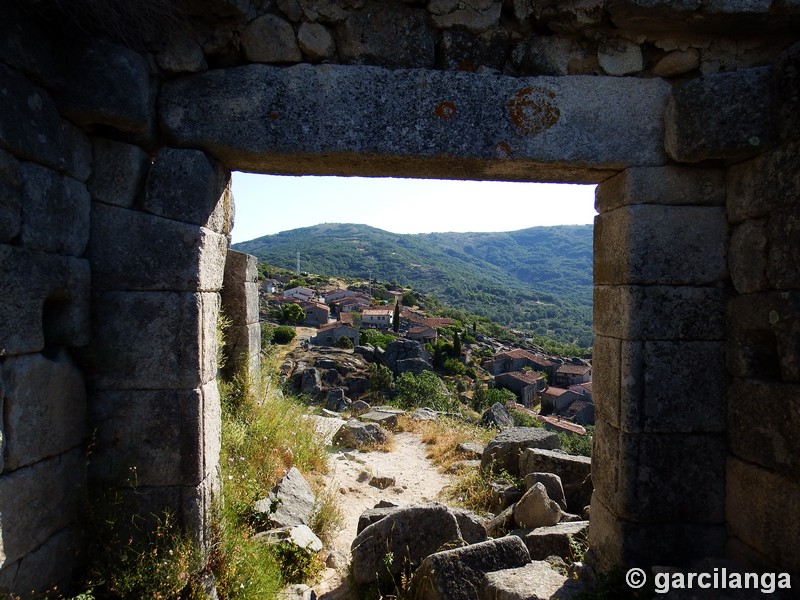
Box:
<box><xmin>489</xmin><ymin>349</ymin><xmax>558</xmax><ymax>379</ymax></box>
<box><xmin>328</xmin><ymin>295</ymin><xmax>370</xmax><ymax>315</ymax></box>
<box><xmin>407</xmin><ymin>325</ymin><xmax>437</xmax><ymax>344</ymax></box>
<box><xmin>324</xmin><ymin>288</ymin><xmax>357</xmax><ymax>303</ymax></box>
<box><xmin>554</xmin><ymin>363</ymin><xmax>592</xmax><ymax>387</ymax></box>
<box><xmin>361</xmin><ymin>307</ymin><xmax>393</xmax><ymax>329</ymax></box>
<box><xmin>297</xmin><ymin>300</ymin><xmax>330</xmax><ymax>327</ymax></box>
<box><xmin>568</xmin><ymin>381</ymin><xmax>593</xmax><ymax>401</ymax></box>
<box><xmin>283</xmin><ymin>286</ymin><xmax>315</xmax><ymax>301</ymax></box>
<box><xmin>540</xmin><ymin>386</ymin><xmax>583</xmax><ymax>415</ymax></box>
<box><xmin>495</xmin><ymin>370</ymin><xmax>546</xmax><ymax>407</ymax></box>
<box><xmin>313</xmin><ymin>322</ymin><xmax>359</xmax><ymax>347</ymax></box>
<box><xmin>261</xmin><ymin>279</ymin><xmax>280</xmax><ymax>294</ymax></box>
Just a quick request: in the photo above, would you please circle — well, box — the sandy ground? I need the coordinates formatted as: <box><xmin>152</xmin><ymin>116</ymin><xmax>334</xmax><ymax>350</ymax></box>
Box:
<box><xmin>309</xmin><ymin>416</ymin><xmax>457</xmax><ymax>599</ymax></box>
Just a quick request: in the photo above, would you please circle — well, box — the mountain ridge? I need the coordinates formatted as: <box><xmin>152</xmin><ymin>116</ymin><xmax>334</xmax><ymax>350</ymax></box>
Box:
<box><xmin>234</xmin><ymin>223</ymin><xmax>594</xmax><ymax>347</ymax></box>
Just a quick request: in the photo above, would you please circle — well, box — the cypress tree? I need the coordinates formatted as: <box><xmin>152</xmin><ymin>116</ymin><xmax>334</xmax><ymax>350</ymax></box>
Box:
<box><xmin>393</xmin><ymin>301</ymin><xmax>400</xmax><ymax>333</ymax></box>
<box><xmin>453</xmin><ymin>331</ymin><xmax>462</xmax><ymax>357</ymax></box>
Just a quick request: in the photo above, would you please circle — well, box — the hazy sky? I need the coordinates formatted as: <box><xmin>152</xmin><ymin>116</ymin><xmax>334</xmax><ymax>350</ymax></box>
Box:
<box><xmin>230</xmin><ymin>172</ymin><xmax>598</xmax><ymax>244</ymax></box>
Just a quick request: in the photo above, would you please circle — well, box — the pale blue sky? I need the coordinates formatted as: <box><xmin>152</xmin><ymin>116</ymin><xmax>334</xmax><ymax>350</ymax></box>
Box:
<box><xmin>230</xmin><ymin>173</ymin><xmax>598</xmax><ymax>244</ymax></box>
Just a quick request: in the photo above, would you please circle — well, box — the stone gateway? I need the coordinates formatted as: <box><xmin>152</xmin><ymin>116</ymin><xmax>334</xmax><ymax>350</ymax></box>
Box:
<box><xmin>0</xmin><ymin>0</ymin><xmax>799</xmax><ymax>594</ymax></box>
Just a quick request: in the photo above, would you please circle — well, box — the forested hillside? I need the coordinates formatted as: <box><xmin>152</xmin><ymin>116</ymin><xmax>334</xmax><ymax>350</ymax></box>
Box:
<box><xmin>235</xmin><ymin>223</ymin><xmax>593</xmax><ymax>347</ymax></box>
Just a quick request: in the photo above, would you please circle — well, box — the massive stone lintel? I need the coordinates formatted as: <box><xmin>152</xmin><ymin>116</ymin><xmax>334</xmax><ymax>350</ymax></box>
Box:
<box><xmin>160</xmin><ymin>64</ymin><xmax>671</xmax><ymax>183</ymax></box>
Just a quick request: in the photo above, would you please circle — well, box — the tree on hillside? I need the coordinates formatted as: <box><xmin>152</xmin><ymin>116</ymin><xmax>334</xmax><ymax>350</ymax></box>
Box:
<box><xmin>392</xmin><ymin>301</ymin><xmax>400</xmax><ymax>333</ymax></box>
<box><xmin>281</xmin><ymin>303</ymin><xmax>306</xmax><ymax>324</ymax></box>
<box><xmin>452</xmin><ymin>331</ymin><xmax>462</xmax><ymax>357</ymax></box>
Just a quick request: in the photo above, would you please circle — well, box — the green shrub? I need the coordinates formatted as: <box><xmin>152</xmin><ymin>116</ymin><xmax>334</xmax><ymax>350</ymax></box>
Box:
<box><xmin>335</xmin><ymin>335</ymin><xmax>354</xmax><ymax>349</ymax></box>
<box><xmin>359</xmin><ymin>328</ymin><xmax>396</xmax><ymax>350</ymax></box>
<box><xmin>367</xmin><ymin>363</ymin><xmax>395</xmax><ymax>399</ymax></box>
<box><xmin>272</xmin><ymin>325</ymin><xmax>296</xmax><ymax>344</ymax></box>
<box><xmin>471</xmin><ymin>387</ymin><xmax>516</xmax><ymax>412</ymax></box>
<box><xmin>394</xmin><ymin>371</ymin><xmax>454</xmax><ymax>412</ymax></box>
<box><xmin>558</xmin><ymin>426</ymin><xmax>593</xmax><ymax>457</ymax></box>
<box><xmin>443</xmin><ymin>357</ymin><xmax>466</xmax><ymax>375</ymax></box>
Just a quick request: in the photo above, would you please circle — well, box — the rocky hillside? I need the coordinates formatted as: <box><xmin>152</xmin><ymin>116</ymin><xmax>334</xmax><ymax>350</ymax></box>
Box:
<box><xmin>235</xmin><ymin>223</ymin><xmax>593</xmax><ymax>347</ymax></box>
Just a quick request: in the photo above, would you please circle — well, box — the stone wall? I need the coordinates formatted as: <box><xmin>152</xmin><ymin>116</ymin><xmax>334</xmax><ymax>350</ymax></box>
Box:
<box><xmin>1</xmin><ymin>0</ymin><xmax>799</xmax><ymax>594</ymax></box>
<box><xmin>724</xmin><ymin>46</ymin><xmax>800</xmax><ymax>574</ymax></box>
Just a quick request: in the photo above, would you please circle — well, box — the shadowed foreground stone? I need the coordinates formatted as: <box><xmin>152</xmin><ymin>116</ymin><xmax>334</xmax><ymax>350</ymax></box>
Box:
<box><xmin>414</xmin><ymin>536</ymin><xmax>531</xmax><ymax>600</ymax></box>
<box><xmin>512</xmin><ymin>520</ymin><xmax>589</xmax><ymax>561</ymax></box>
<box><xmin>351</xmin><ymin>504</ymin><xmax>462</xmax><ymax>585</ymax></box>
<box><xmin>160</xmin><ymin>64</ymin><xmax>670</xmax><ymax>182</ymax></box>
<box><xmin>479</xmin><ymin>561</ymin><xmax>584</xmax><ymax>600</ymax></box>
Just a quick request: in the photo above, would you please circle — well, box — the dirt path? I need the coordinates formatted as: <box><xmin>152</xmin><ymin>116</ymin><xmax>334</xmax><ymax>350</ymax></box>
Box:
<box><xmin>310</xmin><ymin>416</ymin><xmax>457</xmax><ymax>598</ymax></box>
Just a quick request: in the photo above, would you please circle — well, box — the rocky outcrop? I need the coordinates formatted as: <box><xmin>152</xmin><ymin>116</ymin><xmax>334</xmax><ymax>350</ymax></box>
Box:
<box><xmin>381</xmin><ymin>339</ymin><xmax>432</xmax><ymax>375</ymax></box>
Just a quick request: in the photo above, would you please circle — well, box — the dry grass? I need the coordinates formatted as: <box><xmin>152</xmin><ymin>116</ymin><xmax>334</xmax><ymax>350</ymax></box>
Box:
<box><xmin>398</xmin><ymin>415</ymin><xmax>493</xmax><ymax>473</ymax></box>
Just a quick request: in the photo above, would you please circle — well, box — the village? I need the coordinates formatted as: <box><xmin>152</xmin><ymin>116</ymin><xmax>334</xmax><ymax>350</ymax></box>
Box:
<box><xmin>259</xmin><ymin>272</ymin><xmax>594</xmax><ymax>435</ymax></box>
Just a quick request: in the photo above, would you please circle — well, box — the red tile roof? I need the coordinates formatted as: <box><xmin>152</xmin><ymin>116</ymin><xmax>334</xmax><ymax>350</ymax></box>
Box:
<box><xmin>557</xmin><ymin>364</ymin><xmax>592</xmax><ymax>375</ymax></box>
<box><xmin>498</xmin><ymin>370</ymin><xmax>545</xmax><ymax>385</ymax></box>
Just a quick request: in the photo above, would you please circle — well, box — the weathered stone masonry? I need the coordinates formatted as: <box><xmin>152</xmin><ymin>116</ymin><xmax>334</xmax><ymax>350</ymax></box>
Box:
<box><xmin>1</xmin><ymin>0</ymin><xmax>799</xmax><ymax>594</ymax></box>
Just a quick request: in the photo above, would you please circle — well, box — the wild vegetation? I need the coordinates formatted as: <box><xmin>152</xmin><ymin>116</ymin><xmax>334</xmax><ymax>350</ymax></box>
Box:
<box><xmin>235</xmin><ymin>223</ymin><xmax>593</xmax><ymax>348</ymax></box>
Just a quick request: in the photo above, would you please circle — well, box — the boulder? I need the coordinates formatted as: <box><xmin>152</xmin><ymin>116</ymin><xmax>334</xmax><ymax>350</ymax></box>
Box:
<box><xmin>489</xmin><ymin>481</ymin><xmax>524</xmax><ymax>513</ymax></box>
<box><xmin>357</xmin><ymin>504</ymin><xmax>487</xmax><ymax>544</ymax></box>
<box><xmin>451</xmin><ymin>508</ymin><xmax>489</xmax><ymax>545</ymax></box>
<box><xmin>524</xmin><ymin>472</ymin><xmax>567</xmax><ymax>511</ymax></box>
<box><xmin>300</xmin><ymin>368</ymin><xmax>323</xmax><ymax>397</ymax></box>
<box><xmin>351</xmin><ymin>504</ymin><xmax>462</xmax><ymax>585</ymax></box>
<box><xmin>481</xmin><ymin>402</ymin><xmax>514</xmax><ymax>430</ymax></box>
<box><xmin>479</xmin><ymin>561</ymin><xmax>585</xmax><ymax>600</ymax></box>
<box><xmin>512</xmin><ymin>483</ymin><xmax>562</xmax><ymax>530</ymax></box>
<box><xmin>457</xmin><ymin>442</ymin><xmax>484</xmax><ymax>459</ymax></box>
<box><xmin>354</xmin><ymin>344</ymin><xmax>375</xmax><ymax>361</ymax></box>
<box><xmin>411</xmin><ymin>407</ymin><xmax>439</xmax><ymax>421</ymax></box>
<box><xmin>332</xmin><ymin>420</ymin><xmax>387</xmax><ymax>449</ymax></box>
<box><xmin>359</xmin><ymin>410</ymin><xmax>398</xmax><ymax>429</ymax></box>
<box><xmin>253</xmin><ymin>467</ymin><xmax>315</xmax><ymax>529</ymax></box>
<box><xmin>396</xmin><ymin>357</ymin><xmax>433</xmax><ymax>375</ymax></box>
<box><xmin>350</xmin><ymin>399</ymin><xmax>371</xmax><ymax>416</ymax></box>
<box><xmin>254</xmin><ymin>524</ymin><xmax>323</xmax><ymax>553</ymax></box>
<box><xmin>326</xmin><ymin>388</ymin><xmax>351</xmax><ymax>412</ymax></box>
<box><xmin>481</xmin><ymin>427</ymin><xmax>560</xmax><ymax>477</ymax></box>
<box><xmin>512</xmin><ymin>520</ymin><xmax>589</xmax><ymax>561</ymax></box>
<box><xmin>485</xmin><ymin>506</ymin><xmax>515</xmax><ymax>538</ymax></box>
<box><xmin>414</xmin><ymin>536</ymin><xmax>531</xmax><ymax>600</ymax></box>
<box><xmin>519</xmin><ymin>448</ymin><xmax>591</xmax><ymax>511</ymax></box>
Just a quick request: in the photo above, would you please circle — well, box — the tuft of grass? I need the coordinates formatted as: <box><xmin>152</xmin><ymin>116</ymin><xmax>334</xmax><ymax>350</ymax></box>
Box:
<box><xmin>309</xmin><ymin>487</ymin><xmax>345</xmax><ymax>547</ymax></box>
